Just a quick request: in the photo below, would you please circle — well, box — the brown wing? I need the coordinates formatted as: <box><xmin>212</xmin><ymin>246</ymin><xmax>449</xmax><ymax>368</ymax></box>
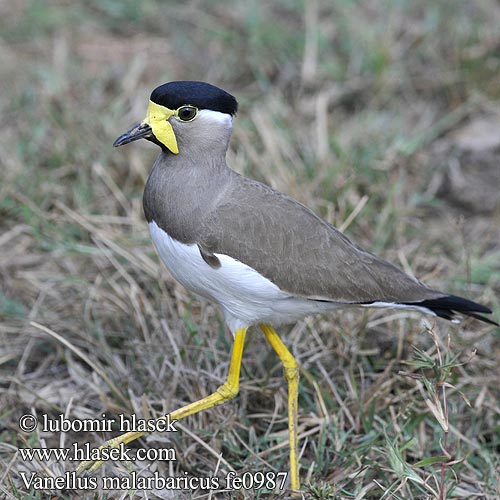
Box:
<box><xmin>198</xmin><ymin>173</ymin><xmax>445</xmax><ymax>304</ymax></box>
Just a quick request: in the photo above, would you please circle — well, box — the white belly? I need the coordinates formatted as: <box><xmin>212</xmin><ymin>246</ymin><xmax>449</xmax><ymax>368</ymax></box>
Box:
<box><xmin>149</xmin><ymin>221</ymin><xmax>339</xmax><ymax>332</ymax></box>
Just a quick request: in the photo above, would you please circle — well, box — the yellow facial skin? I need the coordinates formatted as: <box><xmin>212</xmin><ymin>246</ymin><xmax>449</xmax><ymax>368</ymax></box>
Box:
<box><xmin>143</xmin><ymin>100</ymin><xmax>179</xmax><ymax>154</ymax></box>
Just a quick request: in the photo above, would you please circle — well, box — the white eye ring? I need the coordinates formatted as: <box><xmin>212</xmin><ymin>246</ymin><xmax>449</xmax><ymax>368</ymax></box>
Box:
<box><xmin>176</xmin><ymin>106</ymin><xmax>198</xmax><ymax>122</ymax></box>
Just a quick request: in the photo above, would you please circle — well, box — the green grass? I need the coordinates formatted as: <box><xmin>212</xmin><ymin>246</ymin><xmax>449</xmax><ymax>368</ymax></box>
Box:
<box><xmin>1</xmin><ymin>1</ymin><xmax>499</xmax><ymax>499</ymax></box>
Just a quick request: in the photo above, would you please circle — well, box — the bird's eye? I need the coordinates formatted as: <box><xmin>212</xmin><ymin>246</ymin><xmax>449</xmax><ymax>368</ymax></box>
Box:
<box><xmin>176</xmin><ymin>106</ymin><xmax>198</xmax><ymax>122</ymax></box>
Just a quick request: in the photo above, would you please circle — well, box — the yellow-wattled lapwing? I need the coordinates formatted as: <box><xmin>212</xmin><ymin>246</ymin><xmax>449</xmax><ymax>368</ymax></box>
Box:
<box><xmin>78</xmin><ymin>81</ymin><xmax>497</xmax><ymax>492</ymax></box>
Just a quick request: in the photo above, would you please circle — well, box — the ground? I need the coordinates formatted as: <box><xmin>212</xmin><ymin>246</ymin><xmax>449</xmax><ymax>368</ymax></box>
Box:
<box><xmin>1</xmin><ymin>1</ymin><xmax>499</xmax><ymax>499</ymax></box>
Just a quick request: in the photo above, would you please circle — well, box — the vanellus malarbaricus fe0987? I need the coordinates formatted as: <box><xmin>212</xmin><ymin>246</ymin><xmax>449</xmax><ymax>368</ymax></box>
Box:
<box><xmin>77</xmin><ymin>81</ymin><xmax>497</xmax><ymax>492</ymax></box>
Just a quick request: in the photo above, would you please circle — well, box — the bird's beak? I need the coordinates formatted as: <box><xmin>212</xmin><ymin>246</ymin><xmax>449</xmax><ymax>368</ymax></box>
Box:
<box><xmin>113</xmin><ymin>122</ymin><xmax>153</xmax><ymax>147</ymax></box>
<box><xmin>113</xmin><ymin>101</ymin><xmax>179</xmax><ymax>153</ymax></box>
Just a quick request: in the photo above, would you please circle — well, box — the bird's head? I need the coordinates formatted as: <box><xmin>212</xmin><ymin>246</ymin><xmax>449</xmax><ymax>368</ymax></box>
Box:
<box><xmin>113</xmin><ymin>81</ymin><xmax>238</xmax><ymax>155</ymax></box>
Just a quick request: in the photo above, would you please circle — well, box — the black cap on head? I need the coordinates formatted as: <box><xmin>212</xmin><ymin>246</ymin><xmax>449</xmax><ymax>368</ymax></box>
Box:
<box><xmin>150</xmin><ymin>81</ymin><xmax>238</xmax><ymax>116</ymax></box>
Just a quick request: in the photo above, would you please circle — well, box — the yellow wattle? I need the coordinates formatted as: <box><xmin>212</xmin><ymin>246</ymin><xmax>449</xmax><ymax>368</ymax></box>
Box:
<box><xmin>143</xmin><ymin>100</ymin><xmax>179</xmax><ymax>154</ymax></box>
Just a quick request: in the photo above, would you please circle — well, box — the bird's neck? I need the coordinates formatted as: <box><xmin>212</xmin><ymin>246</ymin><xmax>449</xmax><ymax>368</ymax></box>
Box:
<box><xmin>143</xmin><ymin>151</ymin><xmax>232</xmax><ymax>243</ymax></box>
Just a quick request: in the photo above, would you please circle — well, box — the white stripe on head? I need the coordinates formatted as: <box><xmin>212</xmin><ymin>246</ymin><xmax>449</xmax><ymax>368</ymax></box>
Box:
<box><xmin>197</xmin><ymin>109</ymin><xmax>233</xmax><ymax>127</ymax></box>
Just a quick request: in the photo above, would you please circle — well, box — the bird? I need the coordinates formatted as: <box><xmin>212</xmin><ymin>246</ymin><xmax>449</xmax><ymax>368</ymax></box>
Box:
<box><xmin>77</xmin><ymin>81</ymin><xmax>497</xmax><ymax>492</ymax></box>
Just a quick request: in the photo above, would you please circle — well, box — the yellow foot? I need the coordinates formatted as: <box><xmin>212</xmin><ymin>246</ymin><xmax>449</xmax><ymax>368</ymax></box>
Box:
<box><xmin>75</xmin><ymin>443</ymin><xmax>107</xmax><ymax>475</ymax></box>
<box><xmin>76</xmin><ymin>431</ymin><xmax>146</xmax><ymax>475</ymax></box>
<box><xmin>77</xmin><ymin>327</ymin><xmax>248</xmax><ymax>475</ymax></box>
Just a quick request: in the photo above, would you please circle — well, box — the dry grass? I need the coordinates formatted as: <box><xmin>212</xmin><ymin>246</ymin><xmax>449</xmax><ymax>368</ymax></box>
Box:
<box><xmin>1</xmin><ymin>1</ymin><xmax>499</xmax><ymax>499</ymax></box>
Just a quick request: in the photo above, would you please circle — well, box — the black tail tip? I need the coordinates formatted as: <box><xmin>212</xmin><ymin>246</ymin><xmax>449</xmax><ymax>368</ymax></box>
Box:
<box><xmin>406</xmin><ymin>294</ymin><xmax>498</xmax><ymax>326</ymax></box>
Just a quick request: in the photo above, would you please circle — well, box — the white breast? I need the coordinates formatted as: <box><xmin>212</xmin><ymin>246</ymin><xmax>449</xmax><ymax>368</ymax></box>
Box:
<box><xmin>149</xmin><ymin>221</ymin><xmax>340</xmax><ymax>333</ymax></box>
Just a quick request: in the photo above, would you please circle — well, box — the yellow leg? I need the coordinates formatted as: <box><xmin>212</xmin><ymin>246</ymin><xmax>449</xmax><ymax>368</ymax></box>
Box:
<box><xmin>259</xmin><ymin>323</ymin><xmax>300</xmax><ymax>493</ymax></box>
<box><xmin>77</xmin><ymin>327</ymin><xmax>247</xmax><ymax>474</ymax></box>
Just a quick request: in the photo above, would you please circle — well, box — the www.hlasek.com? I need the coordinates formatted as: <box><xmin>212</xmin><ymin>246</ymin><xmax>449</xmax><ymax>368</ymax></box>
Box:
<box><xmin>17</xmin><ymin>413</ymin><xmax>288</xmax><ymax>492</ymax></box>
<box><xmin>19</xmin><ymin>442</ymin><xmax>176</xmax><ymax>462</ymax></box>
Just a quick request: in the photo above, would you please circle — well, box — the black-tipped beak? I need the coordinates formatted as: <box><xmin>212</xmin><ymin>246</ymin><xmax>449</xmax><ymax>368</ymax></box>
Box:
<box><xmin>113</xmin><ymin>122</ymin><xmax>153</xmax><ymax>147</ymax></box>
